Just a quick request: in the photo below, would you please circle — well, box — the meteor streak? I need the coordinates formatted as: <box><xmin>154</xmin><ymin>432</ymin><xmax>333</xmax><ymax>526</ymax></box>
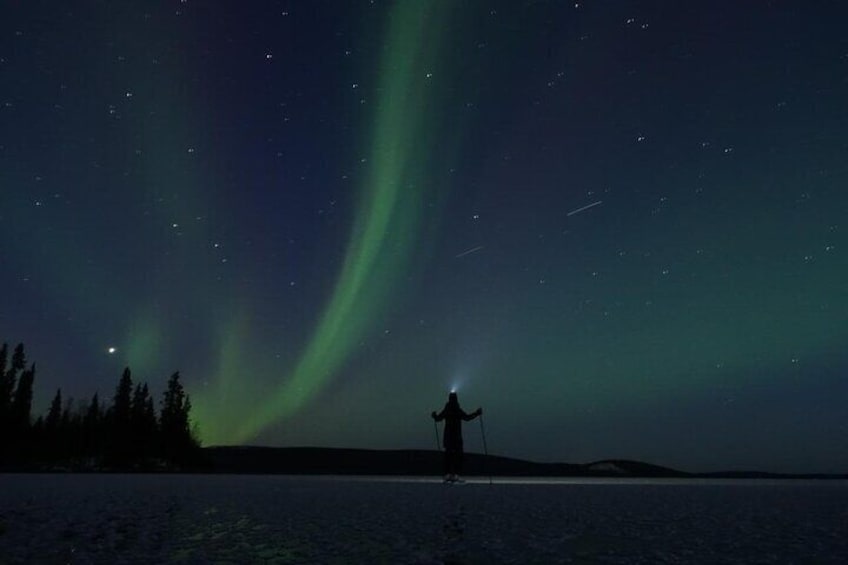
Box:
<box><xmin>566</xmin><ymin>200</ymin><xmax>603</xmax><ymax>217</ymax></box>
<box><xmin>455</xmin><ymin>245</ymin><xmax>484</xmax><ymax>258</ymax></box>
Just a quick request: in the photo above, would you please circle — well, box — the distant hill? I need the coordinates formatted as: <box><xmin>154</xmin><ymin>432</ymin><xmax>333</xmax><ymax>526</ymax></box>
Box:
<box><xmin>203</xmin><ymin>447</ymin><xmax>848</xmax><ymax>479</ymax></box>
<box><xmin>204</xmin><ymin>446</ymin><xmax>688</xmax><ymax>478</ymax></box>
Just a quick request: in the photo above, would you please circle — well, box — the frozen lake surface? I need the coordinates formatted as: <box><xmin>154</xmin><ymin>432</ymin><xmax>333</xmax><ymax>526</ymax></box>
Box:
<box><xmin>1</xmin><ymin>474</ymin><xmax>846</xmax><ymax>563</ymax></box>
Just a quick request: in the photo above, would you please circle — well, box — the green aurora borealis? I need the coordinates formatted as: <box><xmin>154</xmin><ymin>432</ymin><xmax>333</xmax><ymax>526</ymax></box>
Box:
<box><xmin>195</xmin><ymin>2</ymin><xmax>455</xmax><ymax>443</ymax></box>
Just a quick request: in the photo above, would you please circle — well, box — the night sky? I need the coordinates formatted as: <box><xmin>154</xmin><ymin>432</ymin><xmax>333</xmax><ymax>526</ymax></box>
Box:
<box><xmin>2</xmin><ymin>1</ymin><xmax>847</xmax><ymax>473</ymax></box>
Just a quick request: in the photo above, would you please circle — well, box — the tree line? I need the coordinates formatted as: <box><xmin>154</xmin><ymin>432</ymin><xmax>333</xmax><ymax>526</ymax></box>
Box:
<box><xmin>0</xmin><ymin>342</ymin><xmax>203</xmax><ymax>470</ymax></box>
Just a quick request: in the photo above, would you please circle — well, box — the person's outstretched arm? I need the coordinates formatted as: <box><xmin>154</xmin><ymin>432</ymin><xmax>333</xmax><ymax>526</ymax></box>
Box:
<box><xmin>432</xmin><ymin>408</ymin><xmax>445</xmax><ymax>422</ymax></box>
<box><xmin>461</xmin><ymin>407</ymin><xmax>482</xmax><ymax>421</ymax></box>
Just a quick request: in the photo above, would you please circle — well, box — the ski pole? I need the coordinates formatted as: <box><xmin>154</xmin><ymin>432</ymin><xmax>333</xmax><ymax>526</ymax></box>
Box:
<box><xmin>433</xmin><ymin>419</ymin><xmax>441</xmax><ymax>451</ymax></box>
<box><xmin>479</xmin><ymin>412</ymin><xmax>492</xmax><ymax>485</ymax></box>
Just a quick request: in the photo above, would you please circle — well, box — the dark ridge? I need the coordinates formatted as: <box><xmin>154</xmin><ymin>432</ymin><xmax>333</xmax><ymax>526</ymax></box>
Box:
<box><xmin>203</xmin><ymin>447</ymin><xmax>848</xmax><ymax>479</ymax></box>
<box><xmin>203</xmin><ymin>446</ymin><xmax>687</xmax><ymax>477</ymax></box>
<box><xmin>698</xmin><ymin>471</ymin><xmax>848</xmax><ymax>480</ymax></box>
<box><xmin>583</xmin><ymin>459</ymin><xmax>691</xmax><ymax>478</ymax></box>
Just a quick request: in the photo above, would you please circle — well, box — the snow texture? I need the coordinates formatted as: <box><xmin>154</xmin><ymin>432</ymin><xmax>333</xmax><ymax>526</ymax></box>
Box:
<box><xmin>0</xmin><ymin>475</ymin><xmax>846</xmax><ymax>564</ymax></box>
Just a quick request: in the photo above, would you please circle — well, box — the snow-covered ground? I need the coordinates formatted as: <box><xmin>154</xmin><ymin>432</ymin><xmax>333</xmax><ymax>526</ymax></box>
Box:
<box><xmin>1</xmin><ymin>474</ymin><xmax>845</xmax><ymax>563</ymax></box>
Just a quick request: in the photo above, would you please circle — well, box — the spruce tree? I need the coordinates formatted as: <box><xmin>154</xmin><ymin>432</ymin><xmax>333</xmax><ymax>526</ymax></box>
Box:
<box><xmin>0</xmin><ymin>345</ymin><xmax>31</xmax><ymax>463</ymax></box>
<box><xmin>0</xmin><ymin>343</ymin><xmax>24</xmax><ymax>428</ymax></box>
<box><xmin>143</xmin><ymin>385</ymin><xmax>157</xmax><ymax>457</ymax></box>
<box><xmin>0</xmin><ymin>343</ymin><xmax>8</xmax><ymax>412</ymax></box>
<box><xmin>160</xmin><ymin>371</ymin><xmax>198</xmax><ymax>465</ymax></box>
<box><xmin>131</xmin><ymin>382</ymin><xmax>157</xmax><ymax>461</ymax></box>
<box><xmin>7</xmin><ymin>344</ymin><xmax>26</xmax><ymax>397</ymax></box>
<box><xmin>59</xmin><ymin>396</ymin><xmax>76</xmax><ymax>461</ymax></box>
<box><xmin>10</xmin><ymin>365</ymin><xmax>36</xmax><ymax>459</ymax></box>
<box><xmin>143</xmin><ymin>391</ymin><xmax>156</xmax><ymax>435</ymax></box>
<box><xmin>0</xmin><ymin>342</ymin><xmax>9</xmax><ymax>457</ymax></box>
<box><xmin>85</xmin><ymin>393</ymin><xmax>101</xmax><ymax>426</ymax></box>
<box><xmin>42</xmin><ymin>388</ymin><xmax>63</xmax><ymax>462</ymax></box>
<box><xmin>113</xmin><ymin>368</ymin><xmax>133</xmax><ymax>425</ymax></box>
<box><xmin>83</xmin><ymin>393</ymin><xmax>103</xmax><ymax>457</ymax></box>
<box><xmin>0</xmin><ymin>343</ymin><xmax>7</xmax><ymax>380</ymax></box>
<box><xmin>45</xmin><ymin>388</ymin><xmax>62</xmax><ymax>430</ymax></box>
<box><xmin>12</xmin><ymin>364</ymin><xmax>35</xmax><ymax>430</ymax></box>
<box><xmin>109</xmin><ymin>367</ymin><xmax>134</xmax><ymax>466</ymax></box>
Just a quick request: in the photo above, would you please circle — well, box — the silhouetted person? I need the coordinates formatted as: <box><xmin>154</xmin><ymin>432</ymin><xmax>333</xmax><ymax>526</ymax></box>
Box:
<box><xmin>431</xmin><ymin>391</ymin><xmax>482</xmax><ymax>482</ymax></box>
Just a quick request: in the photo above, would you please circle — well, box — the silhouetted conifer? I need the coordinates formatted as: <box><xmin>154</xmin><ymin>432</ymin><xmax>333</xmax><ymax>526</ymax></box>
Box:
<box><xmin>0</xmin><ymin>344</ymin><xmax>25</xmax><ymax>434</ymax></box>
<box><xmin>113</xmin><ymin>367</ymin><xmax>133</xmax><ymax>425</ymax></box>
<box><xmin>131</xmin><ymin>382</ymin><xmax>158</xmax><ymax>461</ymax></box>
<box><xmin>11</xmin><ymin>343</ymin><xmax>25</xmax><ymax>369</ymax></box>
<box><xmin>0</xmin><ymin>343</ymin><xmax>7</xmax><ymax>380</ymax></box>
<box><xmin>5</xmin><ymin>344</ymin><xmax>26</xmax><ymax>402</ymax></box>
<box><xmin>0</xmin><ymin>343</ymin><xmax>10</xmax><ymax>460</ymax></box>
<box><xmin>160</xmin><ymin>371</ymin><xmax>199</xmax><ymax>465</ymax></box>
<box><xmin>8</xmin><ymin>344</ymin><xmax>25</xmax><ymax>387</ymax></box>
<box><xmin>0</xmin><ymin>348</ymin><xmax>6</xmax><ymax>462</ymax></box>
<box><xmin>108</xmin><ymin>367</ymin><xmax>134</xmax><ymax>466</ymax></box>
<box><xmin>61</xmin><ymin>397</ymin><xmax>73</xmax><ymax>428</ymax></box>
<box><xmin>1</xmin><ymin>344</ymin><xmax>28</xmax><ymax>461</ymax></box>
<box><xmin>85</xmin><ymin>393</ymin><xmax>101</xmax><ymax>424</ymax></box>
<box><xmin>42</xmin><ymin>388</ymin><xmax>63</xmax><ymax>460</ymax></box>
<box><xmin>82</xmin><ymin>393</ymin><xmax>103</xmax><ymax>457</ymax></box>
<box><xmin>7</xmin><ymin>364</ymin><xmax>35</xmax><ymax>460</ymax></box>
<box><xmin>12</xmin><ymin>364</ymin><xmax>35</xmax><ymax>429</ymax></box>
<box><xmin>46</xmin><ymin>388</ymin><xmax>62</xmax><ymax>430</ymax></box>
<box><xmin>0</xmin><ymin>343</ymin><xmax>8</xmax><ymax>411</ymax></box>
<box><xmin>59</xmin><ymin>397</ymin><xmax>79</xmax><ymax>461</ymax></box>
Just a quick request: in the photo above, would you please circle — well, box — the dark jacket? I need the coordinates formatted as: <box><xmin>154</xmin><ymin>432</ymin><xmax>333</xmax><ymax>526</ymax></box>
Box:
<box><xmin>433</xmin><ymin>395</ymin><xmax>480</xmax><ymax>450</ymax></box>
